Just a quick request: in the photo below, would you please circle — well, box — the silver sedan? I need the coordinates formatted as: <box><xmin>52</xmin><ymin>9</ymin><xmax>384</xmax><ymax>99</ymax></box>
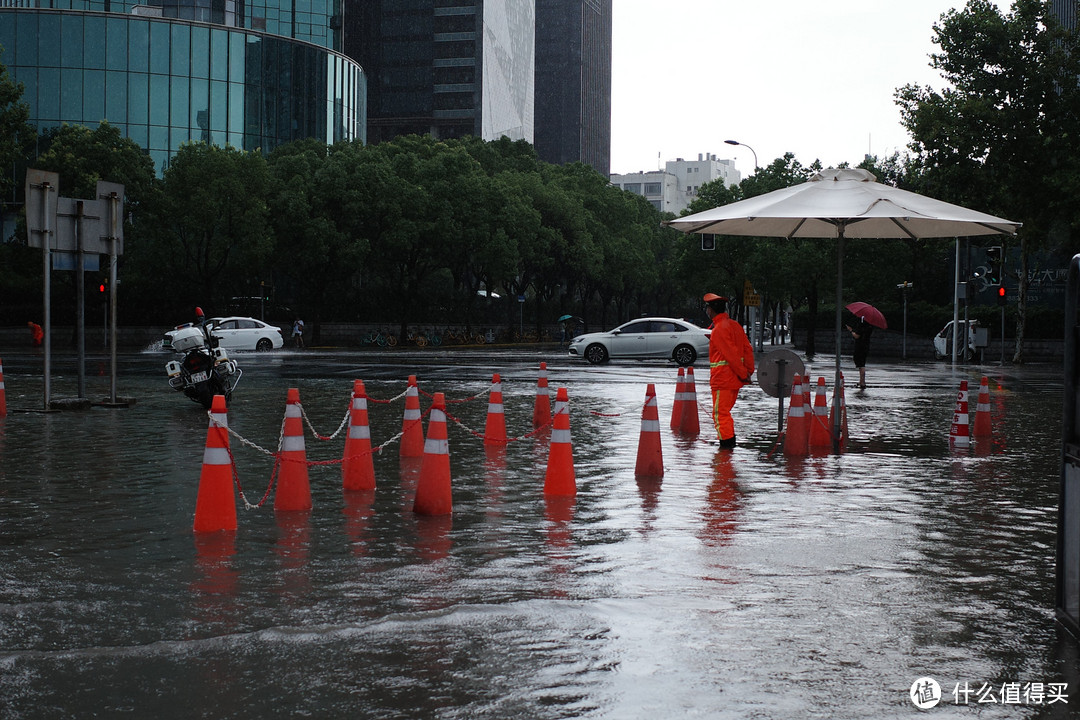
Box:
<box><xmin>568</xmin><ymin>317</ymin><xmax>710</xmax><ymax>366</ymax></box>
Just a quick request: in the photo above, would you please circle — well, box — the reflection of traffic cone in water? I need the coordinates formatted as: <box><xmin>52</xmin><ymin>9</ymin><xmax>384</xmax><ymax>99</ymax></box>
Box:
<box><xmin>972</xmin><ymin>376</ymin><xmax>992</xmax><ymax>438</ymax></box>
<box><xmin>949</xmin><ymin>380</ymin><xmax>971</xmax><ymax>449</ymax></box>
<box><xmin>275</xmin><ymin>388</ymin><xmax>312</xmax><ymax>511</ymax></box>
<box><xmin>533</xmin><ymin>362</ymin><xmax>551</xmax><ymax>428</ymax></box>
<box><xmin>413</xmin><ymin>392</ymin><xmax>452</xmax><ymax>515</ymax></box>
<box><xmin>670</xmin><ymin>367</ymin><xmax>686</xmax><ymax>431</ymax></box>
<box><xmin>400</xmin><ymin>375</ymin><xmax>424</xmax><ymax>457</ymax></box>
<box><xmin>808</xmin><ymin>377</ymin><xmax>832</xmax><ymax>450</ymax></box>
<box><xmin>635</xmin><ymin>384</ymin><xmax>664</xmax><ymax>477</ymax></box>
<box><xmin>0</xmin><ymin>357</ymin><xmax>6</xmax><ymax>417</ymax></box>
<box><xmin>343</xmin><ymin>379</ymin><xmax>376</xmax><ymax>491</ymax></box>
<box><xmin>679</xmin><ymin>367</ymin><xmax>701</xmax><ymax>435</ymax></box>
<box><xmin>193</xmin><ymin>394</ymin><xmax>237</xmax><ymax>532</ymax></box>
<box><xmin>828</xmin><ymin>373</ymin><xmax>848</xmax><ymax>452</ymax></box>
<box><xmin>484</xmin><ymin>373</ymin><xmax>508</xmax><ymax>445</ymax></box>
<box><xmin>544</xmin><ymin>387</ymin><xmax>576</xmax><ymax>496</ymax></box>
<box><xmin>783</xmin><ymin>374</ymin><xmax>809</xmax><ymax>457</ymax></box>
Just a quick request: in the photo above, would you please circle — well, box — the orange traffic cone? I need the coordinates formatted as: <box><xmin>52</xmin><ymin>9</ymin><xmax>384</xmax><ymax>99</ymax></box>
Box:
<box><xmin>413</xmin><ymin>392</ymin><xmax>452</xmax><ymax>515</ymax></box>
<box><xmin>949</xmin><ymin>380</ymin><xmax>971</xmax><ymax>449</ymax></box>
<box><xmin>679</xmin><ymin>367</ymin><xmax>701</xmax><ymax>435</ymax></box>
<box><xmin>670</xmin><ymin>367</ymin><xmax>686</xmax><ymax>431</ymax></box>
<box><xmin>343</xmin><ymin>379</ymin><xmax>376</xmax><ymax>491</ymax></box>
<box><xmin>828</xmin><ymin>373</ymin><xmax>848</xmax><ymax>452</ymax></box>
<box><xmin>808</xmin><ymin>377</ymin><xmax>832</xmax><ymax>449</ymax></box>
<box><xmin>544</xmin><ymin>387</ymin><xmax>576</xmax><ymax>496</ymax></box>
<box><xmin>193</xmin><ymin>394</ymin><xmax>237</xmax><ymax>532</ymax></box>
<box><xmin>400</xmin><ymin>375</ymin><xmax>425</xmax><ymax>457</ymax></box>
<box><xmin>0</xmin><ymin>357</ymin><xmax>6</xmax><ymax>417</ymax></box>
<box><xmin>275</xmin><ymin>388</ymin><xmax>312</xmax><ymax>511</ymax></box>
<box><xmin>783</xmin><ymin>374</ymin><xmax>809</xmax><ymax>457</ymax></box>
<box><xmin>533</xmin><ymin>362</ymin><xmax>551</xmax><ymax>428</ymax></box>
<box><xmin>484</xmin><ymin>373</ymin><xmax>508</xmax><ymax>445</ymax></box>
<box><xmin>635</xmin><ymin>384</ymin><xmax>664</xmax><ymax>477</ymax></box>
<box><xmin>972</xmin><ymin>376</ymin><xmax>992</xmax><ymax>438</ymax></box>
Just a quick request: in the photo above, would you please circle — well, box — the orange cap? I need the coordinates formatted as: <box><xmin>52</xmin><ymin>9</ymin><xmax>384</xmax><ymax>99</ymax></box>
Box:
<box><xmin>703</xmin><ymin>293</ymin><xmax>727</xmax><ymax>302</ymax></box>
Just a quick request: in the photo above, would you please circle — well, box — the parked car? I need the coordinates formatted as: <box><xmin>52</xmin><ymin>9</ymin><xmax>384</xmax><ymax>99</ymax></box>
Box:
<box><xmin>164</xmin><ymin>316</ymin><xmax>284</xmax><ymax>352</ymax></box>
<box><xmin>568</xmin><ymin>317</ymin><xmax>710</xmax><ymax>366</ymax></box>
<box><xmin>933</xmin><ymin>319</ymin><xmax>980</xmax><ymax>361</ymax></box>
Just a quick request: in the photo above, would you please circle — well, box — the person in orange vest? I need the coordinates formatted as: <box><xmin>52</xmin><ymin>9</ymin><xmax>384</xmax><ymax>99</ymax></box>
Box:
<box><xmin>704</xmin><ymin>293</ymin><xmax>754</xmax><ymax>449</ymax></box>
<box><xmin>27</xmin><ymin>321</ymin><xmax>43</xmax><ymax>347</ymax></box>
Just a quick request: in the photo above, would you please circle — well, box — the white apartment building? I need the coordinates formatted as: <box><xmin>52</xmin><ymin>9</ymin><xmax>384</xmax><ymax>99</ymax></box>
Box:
<box><xmin>610</xmin><ymin>152</ymin><xmax>741</xmax><ymax>215</ymax></box>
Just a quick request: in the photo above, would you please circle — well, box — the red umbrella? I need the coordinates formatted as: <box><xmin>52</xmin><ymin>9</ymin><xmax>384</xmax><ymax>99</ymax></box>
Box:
<box><xmin>845</xmin><ymin>302</ymin><xmax>887</xmax><ymax>330</ymax></box>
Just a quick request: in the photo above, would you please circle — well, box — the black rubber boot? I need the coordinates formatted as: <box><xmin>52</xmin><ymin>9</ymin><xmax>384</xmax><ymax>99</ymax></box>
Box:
<box><xmin>718</xmin><ymin>435</ymin><xmax>736</xmax><ymax>449</ymax></box>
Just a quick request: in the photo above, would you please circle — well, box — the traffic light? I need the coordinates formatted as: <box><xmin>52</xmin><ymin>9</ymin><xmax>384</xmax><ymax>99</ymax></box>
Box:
<box><xmin>701</xmin><ymin>234</ymin><xmax>716</xmax><ymax>251</ymax></box>
<box><xmin>98</xmin><ymin>281</ymin><xmax>107</xmax><ymax>294</ymax></box>
<box><xmin>997</xmin><ymin>286</ymin><xmax>1007</xmax><ymax>307</ymax></box>
<box><xmin>985</xmin><ymin>246</ymin><xmax>1002</xmax><ymax>285</ymax></box>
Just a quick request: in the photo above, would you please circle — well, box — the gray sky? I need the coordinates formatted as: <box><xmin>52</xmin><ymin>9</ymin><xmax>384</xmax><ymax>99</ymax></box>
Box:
<box><xmin>609</xmin><ymin>0</ymin><xmax>1010</xmax><ymax>178</ymax></box>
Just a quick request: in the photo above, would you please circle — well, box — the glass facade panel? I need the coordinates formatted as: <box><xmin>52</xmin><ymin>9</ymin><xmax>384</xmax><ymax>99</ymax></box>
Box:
<box><xmin>14</xmin><ymin>13</ymin><xmax>38</xmax><ymax>67</ymax></box>
<box><xmin>106</xmin><ymin>17</ymin><xmax>128</xmax><ymax>71</ymax></box>
<box><xmin>61</xmin><ymin>15</ymin><xmax>83</xmax><ymax>68</ymax></box>
<box><xmin>229</xmin><ymin>32</ymin><xmax>244</xmax><ymax>84</ymax></box>
<box><xmin>85</xmin><ymin>68</ymin><xmax>105</xmax><ymax>121</ymax></box>
<box><xmin>191</xmin><ymin>26</ymin><xmax>209</xmax><ymax>77</ymax></box>
<box><xmin>170</xmin><ymin>24</ymin><xmax>190</xmax><ymax>77</ymax></box>
<box><xmin>38</xmin><ymin>14</ymin><xmax>60</xmax><ymax>68</ymax></box>
<box><xmin>128</xmin><ymin>21</ymin><xmax>148</xmax><ymax>73</ymax></box>
<box><xmin>170</xmin><ymin>76</ymin><xmax>189</xmax><ymax>128</ymax></box>
<box><xmin>38</xmin><ymin>68</ymin><xmax>60</xmax><ymax>121</ymax></box>
<box><xmin>128</xmin><ymin>72</ymin><xmax>148</xmax><ymax>125</ymax></box>
<box><xmin>210</xmin><ymin>28</ymin><xmax>228</xmax><ymax>81</ymax></box>
<box><xmin>0</xmin><ymin>18</ymin><xmax>14</xmax><ymax>63</ymax></box>
<box><xmin>150</xmin><ymin>74</ymin><xmax>169</xmax><ymax>125</ymax></box>
<box><xmin>106</xmin><ymin>70</ymin><xmax>128</xmax><ymax>123</ymax></box>
<box><xmin>149</xmin><ymin>23</ymin><xmax>170</xmax><ymax>75</ymax></box>
<box><xmin>191</xmin><ymin>77</ymin><xmax>209</xmax><ymax>135</ymax></box>
<box><xmin>84</xmin><ymin>16</ymin><xmax>106</xmax><ymax>68</ymax></box>
<box><xmin>210</xmin><ymin>80</ymin><xmax>227</xmax><ymax>131</ymax></box>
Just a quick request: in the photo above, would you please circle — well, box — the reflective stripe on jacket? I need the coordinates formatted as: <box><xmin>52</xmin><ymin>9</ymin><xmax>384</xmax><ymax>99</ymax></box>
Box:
<box><xmin>708</xmin><ymin>313</ymin><xmax>755</xmax><ymax>390</ymax></box>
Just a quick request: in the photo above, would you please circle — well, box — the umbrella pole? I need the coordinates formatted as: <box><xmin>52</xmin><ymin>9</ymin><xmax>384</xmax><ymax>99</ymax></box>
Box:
<box><xmin>833</xmin><ymin>229</ymin><xmax>844</xmax><ymax>454</ymax></box>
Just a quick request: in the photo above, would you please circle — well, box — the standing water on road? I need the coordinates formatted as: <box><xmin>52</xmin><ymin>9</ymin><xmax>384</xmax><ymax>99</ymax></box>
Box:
<box><xmin>0</xmin><ymin>350</ymin><xmax>1074</xmax><ymax>718</ymax></box>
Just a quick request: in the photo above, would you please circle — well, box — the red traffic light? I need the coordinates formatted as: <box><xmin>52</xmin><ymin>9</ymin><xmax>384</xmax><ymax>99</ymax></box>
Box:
<box><xmin>98</xmin><ymin>283</ymin><xmax>106</xmax><ymax>293</ymax></box>
<box><xmin>997</xmin><ymin>286</ymin><xmax>1007</xmax><ymax>306</ymax></box>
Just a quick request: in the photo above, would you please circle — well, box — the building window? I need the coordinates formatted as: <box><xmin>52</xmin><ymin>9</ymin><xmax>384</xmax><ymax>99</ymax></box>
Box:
<box><xmin>644</xmin><ymin>182</ymin><xmax>661</xmax><ymax>195</ymax></box>
<box><xmin>624</xmin><ymin>183</ymin><xmax>641</xmax><ymax>194</ymax></box>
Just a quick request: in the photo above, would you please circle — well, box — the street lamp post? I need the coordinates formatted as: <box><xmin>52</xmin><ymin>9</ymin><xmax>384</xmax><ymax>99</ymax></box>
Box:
<box><xmin>724</xmin><ymin>139</ymin><xmax>758</xmax><ymax>171</ymax></box>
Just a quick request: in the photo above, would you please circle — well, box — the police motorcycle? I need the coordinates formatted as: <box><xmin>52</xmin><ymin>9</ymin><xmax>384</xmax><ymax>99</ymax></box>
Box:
<box><xmin>164</xmin><ymin>308</ymin><xmax>242</xmax><ymax>409</ymax></box>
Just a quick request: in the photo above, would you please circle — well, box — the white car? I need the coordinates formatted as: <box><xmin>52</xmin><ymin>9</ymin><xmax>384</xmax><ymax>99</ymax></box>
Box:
<box><xmin>568</xmin><ymin>317</ymin><xmax>710</xmax><ymax>366</ymax></box>
<box><xmin>165</xmin><ymin>316</ymin><xmax>284</xmax><ymax>352</ymax></box>
<box><xmin>933</xmin><ymin>319</ymin><xmax>980</xmax><ymax>361</ymax></box>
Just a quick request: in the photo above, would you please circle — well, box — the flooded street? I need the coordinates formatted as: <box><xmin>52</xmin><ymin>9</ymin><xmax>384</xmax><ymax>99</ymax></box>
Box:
<box><xmin>0</xmin><ymin>347</ymin><xmax>1074</xmax><ymax>718</ymax></box>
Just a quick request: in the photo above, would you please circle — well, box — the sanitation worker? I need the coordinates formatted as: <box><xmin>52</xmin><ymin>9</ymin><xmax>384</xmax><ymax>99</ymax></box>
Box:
<box><xmin>704</xmin><ymin>293</ymin><xmax>754</xmax><ymax>449</ymax></box>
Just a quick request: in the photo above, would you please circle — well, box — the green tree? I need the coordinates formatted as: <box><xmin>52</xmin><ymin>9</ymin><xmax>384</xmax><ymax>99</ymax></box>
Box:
<box><xmin>896</xmin><ymin>0</ymin><xmax>1080</xmax><ymax>361</ymax></box>
<box><xmin>0</xmin><ymin>52</ymin><xmax>35</xmax><ymax>202</ymax></box>
<box><xmin>138</xmin><ymin>143</ymin><xmax>272</xmax><ymax>315</ymax></box>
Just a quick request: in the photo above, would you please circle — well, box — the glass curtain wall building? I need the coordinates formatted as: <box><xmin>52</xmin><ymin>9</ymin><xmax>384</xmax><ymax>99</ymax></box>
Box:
<box><xmin>0</xmin><ymin>0</ymin><xmax>365</xmax><ymax>173</ymax></box>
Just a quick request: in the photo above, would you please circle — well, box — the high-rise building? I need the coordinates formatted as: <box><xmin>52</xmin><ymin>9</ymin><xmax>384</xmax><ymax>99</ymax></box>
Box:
<box><xmin>0</xmin><ymin>0</ymin><xmax>365</xmax><ymax>173</ymax></box>
<box><xmin>345</xmin><ymin>0</ymin><xmax>534</xmax><ymax>146</ymax></box>
<box><xmin>533</xmin><ymin>0</ymin><xmax>611</xmax><ymax>175</ymax></box>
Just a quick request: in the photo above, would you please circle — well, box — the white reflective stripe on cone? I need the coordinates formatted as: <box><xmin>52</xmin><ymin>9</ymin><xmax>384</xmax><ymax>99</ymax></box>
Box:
<box><xmin>203</xmin><ymin>446</ymin><xmax>231</xmax><ymax>465</ymax></box>
<box><xmin>281</xmin><ymin>435</ymin><xmax>306</xmax><ymax>452</ymax></box>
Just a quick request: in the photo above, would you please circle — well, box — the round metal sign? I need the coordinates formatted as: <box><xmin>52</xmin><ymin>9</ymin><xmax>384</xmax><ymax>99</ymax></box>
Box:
<box><xmin>756</xmin><ymin>349</ymin><xmax>806</xmax><ymax>399</ymax></box>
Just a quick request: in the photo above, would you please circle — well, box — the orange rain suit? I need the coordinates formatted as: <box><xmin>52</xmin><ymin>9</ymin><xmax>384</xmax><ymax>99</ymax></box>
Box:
<box><xmin>708</xmin><ymin>312</ymin><xmax>755</xmax><ymax>442</ymax></box>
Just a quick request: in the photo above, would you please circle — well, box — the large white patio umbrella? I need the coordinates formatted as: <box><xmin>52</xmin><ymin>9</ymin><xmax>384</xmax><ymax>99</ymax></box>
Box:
<box><xmin>666</xmin><ymin>167</ymin><xmax>1021</xmax><ymax>452</ymax></box>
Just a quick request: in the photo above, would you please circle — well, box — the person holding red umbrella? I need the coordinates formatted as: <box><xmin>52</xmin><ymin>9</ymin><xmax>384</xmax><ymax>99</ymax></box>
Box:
<box><xmin>844</xmin><ymin>302</ymin><xmax>886</xmax><ymax>389</ymax></box>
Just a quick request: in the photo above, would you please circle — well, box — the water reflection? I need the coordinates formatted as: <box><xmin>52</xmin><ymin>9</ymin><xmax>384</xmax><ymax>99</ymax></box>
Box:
<box><xmin>0</xmin><ymin>355</ymin><xmax>1072</xmax><ymax>718</ymax></box>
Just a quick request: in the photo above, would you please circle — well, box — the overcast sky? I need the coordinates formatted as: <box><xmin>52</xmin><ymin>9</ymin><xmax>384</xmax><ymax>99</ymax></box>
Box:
<box><xmin>609</xmin><ymin>0</ymin><xmax>1011</xmax><ymax>179</ymax></box>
